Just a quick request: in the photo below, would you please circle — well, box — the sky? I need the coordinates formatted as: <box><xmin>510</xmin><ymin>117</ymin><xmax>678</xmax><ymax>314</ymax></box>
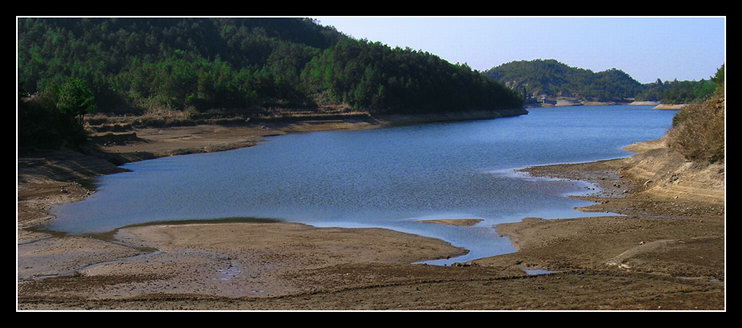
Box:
<box><xmin>312</xmin><ymin>16</ymin><xmax>725</xmax><ymax>84</ymax></box>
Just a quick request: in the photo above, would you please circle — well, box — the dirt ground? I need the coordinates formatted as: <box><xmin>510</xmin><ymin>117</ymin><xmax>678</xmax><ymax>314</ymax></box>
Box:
<box><xmin>17</xmin><ymin>120</ymin><xmax>725</xmax><ymax>311</ymax></box>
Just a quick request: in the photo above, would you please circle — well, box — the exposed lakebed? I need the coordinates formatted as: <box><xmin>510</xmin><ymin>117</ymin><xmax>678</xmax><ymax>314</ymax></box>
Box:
<box><xmin>48</xmin><ymin>106</ymin><xmax>677</xmax><ymax>265</ymax></box>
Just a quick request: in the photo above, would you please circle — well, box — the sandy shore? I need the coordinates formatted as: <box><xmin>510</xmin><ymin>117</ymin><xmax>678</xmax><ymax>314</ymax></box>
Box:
<box><xmin>17</xmin><ymin>115</ymin><xmax>724</xmax><ymax>310</ymax></box>
<box><xmin>20</xmin><ymin>221</ymin><xmax>467</xmax><ymax>301</ymax></box>
<box><xmin>653</xmin><ymin>104</ymin><xmax>687</xmax><ymax>110</ymax></box>
<box><xmin>483</xmin><ymin>140</ymin><xmax>724</xmax><ymax>292</ymax></box>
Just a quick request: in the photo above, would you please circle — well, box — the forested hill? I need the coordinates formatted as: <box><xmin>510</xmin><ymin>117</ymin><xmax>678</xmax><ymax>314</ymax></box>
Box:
<box><xmin>483</xmin><ymin>59</ymin><xmax>645</xmax><ymax>102</ymax></box>
<box><xmin>18</xmin><ymin>18</ymin><xmax>523</xmax><ymax>115</ymax></box>
<box><xmin>483</xmin><ymin>59</ymin><xmax>720</xmax><ymax>105</ymax></box>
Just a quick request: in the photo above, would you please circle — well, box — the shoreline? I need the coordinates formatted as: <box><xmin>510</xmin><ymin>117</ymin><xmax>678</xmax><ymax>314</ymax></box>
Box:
<box><xmin>18</xmin><ymin>110</ymin><xmax>724</xmax><ymax>310</ymax></box>
<box><xmin>653</xmin><ymin>104</ymin><xmax>687</xmax><ymax>110</ymax></box>
<box><xmin>76</xmin><ymin>108</ymin><xmax>527</xmax><ymax>166</ymax></box>
<box><xmin>17</xmin><ymin>109</ymin><xmax>521</xmax><ymax>303</ymax></box>
<box><xmin>18</xmin><ymin>108</ymin><xmax>528</xmax><ymax>234</ymax></box>
<box><xmin>525</xmin><ymin>101</ymin><xmax>660</xmax><ymax>108</ymax></box>
<box><xmin>525</xmin><ymin>101</ymin><xmax>686</xmax><ymax>110</ymax></box>
<box><xmin>485</xmin><ymin>140</ymin><xmax>723</xmax><ymax>275</ymax></box>
<box><xmin>416</xmin><ymin>219</ymin><xmax>484</xmax><ymax>227</ymax></box>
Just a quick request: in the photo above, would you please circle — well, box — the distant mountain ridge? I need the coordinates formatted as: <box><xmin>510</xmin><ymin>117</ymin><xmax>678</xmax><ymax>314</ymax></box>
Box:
<box><xmin>483</xmin><ymin>59</ymin><xmax>645</xmax><ymax>103</ymax></box>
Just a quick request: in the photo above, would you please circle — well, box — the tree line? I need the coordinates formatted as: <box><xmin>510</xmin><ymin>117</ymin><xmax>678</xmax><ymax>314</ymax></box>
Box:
<box><xmin>18</xmin><ymin>18</ymin><xmax>343</xmax><ymax>113</ymax></box>
<box><xmin>18</xmin><ymin>18</ymin><xmax>523</xmax><ymax>115</ymax></box>
<box><xmin>483</xmin><ymin>59</ymin><xmax>645</xmax><ymax>102</ymax></box>
<box><xmin>301</xmin><ymin>39</ymin><xmax>523</xmax><ymax>114</ymax></box>
<box><xmin>18</xmin><ymin>18</ymin><xmax>525</xmax><ymax>150</ymax></box>
<box><xmin>484</xmin><ymin>59</ymin><xmax>720</xmax><ymax>104</ymax></box>
<box><xmin>634</xmin><ymin>78</ymin><xmax>717</xmax><ymax>104</ymax></box>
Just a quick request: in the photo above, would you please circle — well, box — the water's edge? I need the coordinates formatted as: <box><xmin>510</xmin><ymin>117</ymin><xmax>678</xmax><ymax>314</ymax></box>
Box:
<box><xmin>42</xmin><ymin>106</ymin><xmax>675</xmax><ymax>266</ymax></box>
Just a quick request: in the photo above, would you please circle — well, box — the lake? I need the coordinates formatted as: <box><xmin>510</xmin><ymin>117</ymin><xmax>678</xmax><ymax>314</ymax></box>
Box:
<box><xmin>48</xmin><ymin>105</ymin><xmax>677</xmax><ymax>265</ymax></box>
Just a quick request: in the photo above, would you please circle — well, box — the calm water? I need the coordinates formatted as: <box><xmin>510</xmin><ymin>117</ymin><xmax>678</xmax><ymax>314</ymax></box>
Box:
<box><xmin>48</xmin><ymin>105</ymin><xmax>677</xmax><ymax>265</ymax></box>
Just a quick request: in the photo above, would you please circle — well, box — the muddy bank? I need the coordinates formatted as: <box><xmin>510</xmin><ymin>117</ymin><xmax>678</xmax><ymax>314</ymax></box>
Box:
<box><xmin>20</xmin><ymin>220</ymin><xmax>467</xmax><ymax>302</ymax></box>
<box><xmin>81</xmin><ymin>108</ymin><xmax>526</xmax><ymax>163</ymax></box>
<box><xmin>18</xmin><ymin>137</ymin><xmax>725</xmax><ymax>310</ymax></box>
<box><xmin>88</xmin><ymin>118</ymin><xmax>382</xmax><ymax>164</ymax></box>
<box><xmin>17</xmin><ymin>110</ymin><xmax>517</xmax><ymax>310</ymax></box>
<box><xmin>622</xmin><ymin>138</ymin><xmax>724</xmax><ymax>205</ymax></box>
<box><xmin>477</xmin><ymin>139</ymin><xmax>724</xmax><ymax>309</ymax></box>
<box><xmin>18</xmin><ymin>111</ymin><xmax>724</xmax><ymax>310</ymax></box>
<box><xmin>18</xmin><ymin>109</ymin><xmax>525</xmax><ymax>230</ymax></box>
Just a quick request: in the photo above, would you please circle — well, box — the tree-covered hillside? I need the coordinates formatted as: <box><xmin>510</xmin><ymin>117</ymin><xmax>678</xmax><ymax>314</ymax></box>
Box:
<box><xmin>483</xmin><ymin>59</ymin><xmax>720</xmax><ymax>105</ymax></box>
<box><xmin>301</xmin><ymin>39</ymin><xmax>523</xmax><ymax>114</ymax></box>
<box><xmin>18</xmin><ymin>18</ymin><xmax>346</xmax><ymax>112</ymax></box>
<box><xmin>483</xmin><ymin>59</ymin><xmax>645</xmax><ymax>102</ymax></box>
<box><xmin>18</xmin><ymin>18</ymin><xmax>523</xmax><ymax>115</ymax></box>
<box><xmin>635</xmin><ymin>78</ymin><xmax>717</xmax><ymax>104</ymax></box>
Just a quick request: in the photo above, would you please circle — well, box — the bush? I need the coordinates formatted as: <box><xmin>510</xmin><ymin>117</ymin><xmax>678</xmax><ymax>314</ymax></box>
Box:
<box><xmin>667</xmin><ymin>92</ymin><xmax>724</xmax><ymax>163</ymax></box>
<box><xmin>19</xmin><ymin>95</ymin><xmax>88</xmax><ymax>151</ymax></box>
<box><xmin>18</xmin><ymin>79</ymin><xmax>94</xmax><ymax>152</ymax></box>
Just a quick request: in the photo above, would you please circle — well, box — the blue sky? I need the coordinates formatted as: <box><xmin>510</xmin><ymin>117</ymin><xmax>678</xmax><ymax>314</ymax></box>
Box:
<box><xmin>312</xmin><ymin>16</ymin><xmax>725</xmax><ymax>84</ymax></box>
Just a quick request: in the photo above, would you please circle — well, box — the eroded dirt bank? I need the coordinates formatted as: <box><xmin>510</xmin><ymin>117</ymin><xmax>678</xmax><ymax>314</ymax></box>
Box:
<box><xmin>18</xmin><ymin>118</ymin><xmax>724</xmax><ymax>310</ymax></box>
<box><xmin>481</xmin><ymin>138</ymin><xmax>724</xmax><ymax>309</ymax></box>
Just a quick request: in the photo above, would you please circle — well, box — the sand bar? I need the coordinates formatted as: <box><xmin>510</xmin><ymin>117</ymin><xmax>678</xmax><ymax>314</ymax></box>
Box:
<box><xmin>416</xmin><ymin>219</ymin><xmax>484</xmax><ymax>226</ymax></box>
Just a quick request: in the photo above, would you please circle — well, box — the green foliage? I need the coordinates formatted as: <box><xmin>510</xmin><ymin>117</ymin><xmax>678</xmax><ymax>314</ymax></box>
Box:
<box><xmin>711</xmin><ymin>64</ymin><xmax>725</xmax><ymax>95</ymax></box>
<box><xmin>18</xmin><ymin>18</ymin><xmax>526</xmax><ymax>152</ymax></box>
<box><xmin>19</xmin><ymin>84</ymin><xmax>88</xmax><ymax>151</ymax></box>
<box><xmin>301</xmin><ymin>39</ymin><xmax>523</xmax><ymax>113</ymax></box>
<box><xmin>18</xmin><ymin>18</ymin><xmax>341</xmax><ymax>112</ymax></box>
<box><xmin>483</xmin><ymin>59</ymin><xmax>645</xmax><ymax>102</ymax></box>
<box><xmin>635</xmin><ymin>79</ymin><xmax>716</xmax><ymax>104</ymax></box>
<box><xmin>485</xmin><ymin>59</ymin><xmax>722</xmax><ymax>105</ymax></box>
<box><xmin>56</xmin><ymin>78</ymin><xmax>97</xmax><ymax>118</ymax></box>
<box><xmin>18</xmin><ymin>18</ymin><xmax>524</xmax><ymax>115</ymax></box>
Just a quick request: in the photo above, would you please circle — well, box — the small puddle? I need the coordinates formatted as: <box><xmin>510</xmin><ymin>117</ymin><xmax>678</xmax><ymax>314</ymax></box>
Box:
<box><xmin>215</xmin><ymin>261</ymin><xmax>241</xmax><ymax>281</ymax></box>
<box><xmin>523</xmin><ymin>269</ymin><xmax>558</xmax><ymax>275</ymax></box>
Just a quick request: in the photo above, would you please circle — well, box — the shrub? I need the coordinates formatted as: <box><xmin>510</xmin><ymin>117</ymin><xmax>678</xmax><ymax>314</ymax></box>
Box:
<box><xmin>667</xmin><ymin>92</ymin><xmax>724</xmax><ymax>163</ymax></box>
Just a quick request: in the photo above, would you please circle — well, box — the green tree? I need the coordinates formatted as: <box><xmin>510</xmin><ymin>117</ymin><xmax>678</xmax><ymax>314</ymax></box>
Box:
<box><xmin>56</xmin><ymin>78</ymin><xmax>97</xmax><ymax>121</ymax></box>
<box><xmin>484</xmin><ymin>59</ymin><xmax>645</xmax><ymax>102</ymax></box>
<box><xmin>18</xmin><ymin>18</ymin><xmax>523</xmax><ymax>115</ymax></box>
<box><xmin>19</xmin><ymin>81</ymin><xmax>90</xmax><ymax>151</ymax></box>
<box><xmin>711</xmin><ymin>64</ymin><xmax>724</xmax><ymax>89</ymax></box>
